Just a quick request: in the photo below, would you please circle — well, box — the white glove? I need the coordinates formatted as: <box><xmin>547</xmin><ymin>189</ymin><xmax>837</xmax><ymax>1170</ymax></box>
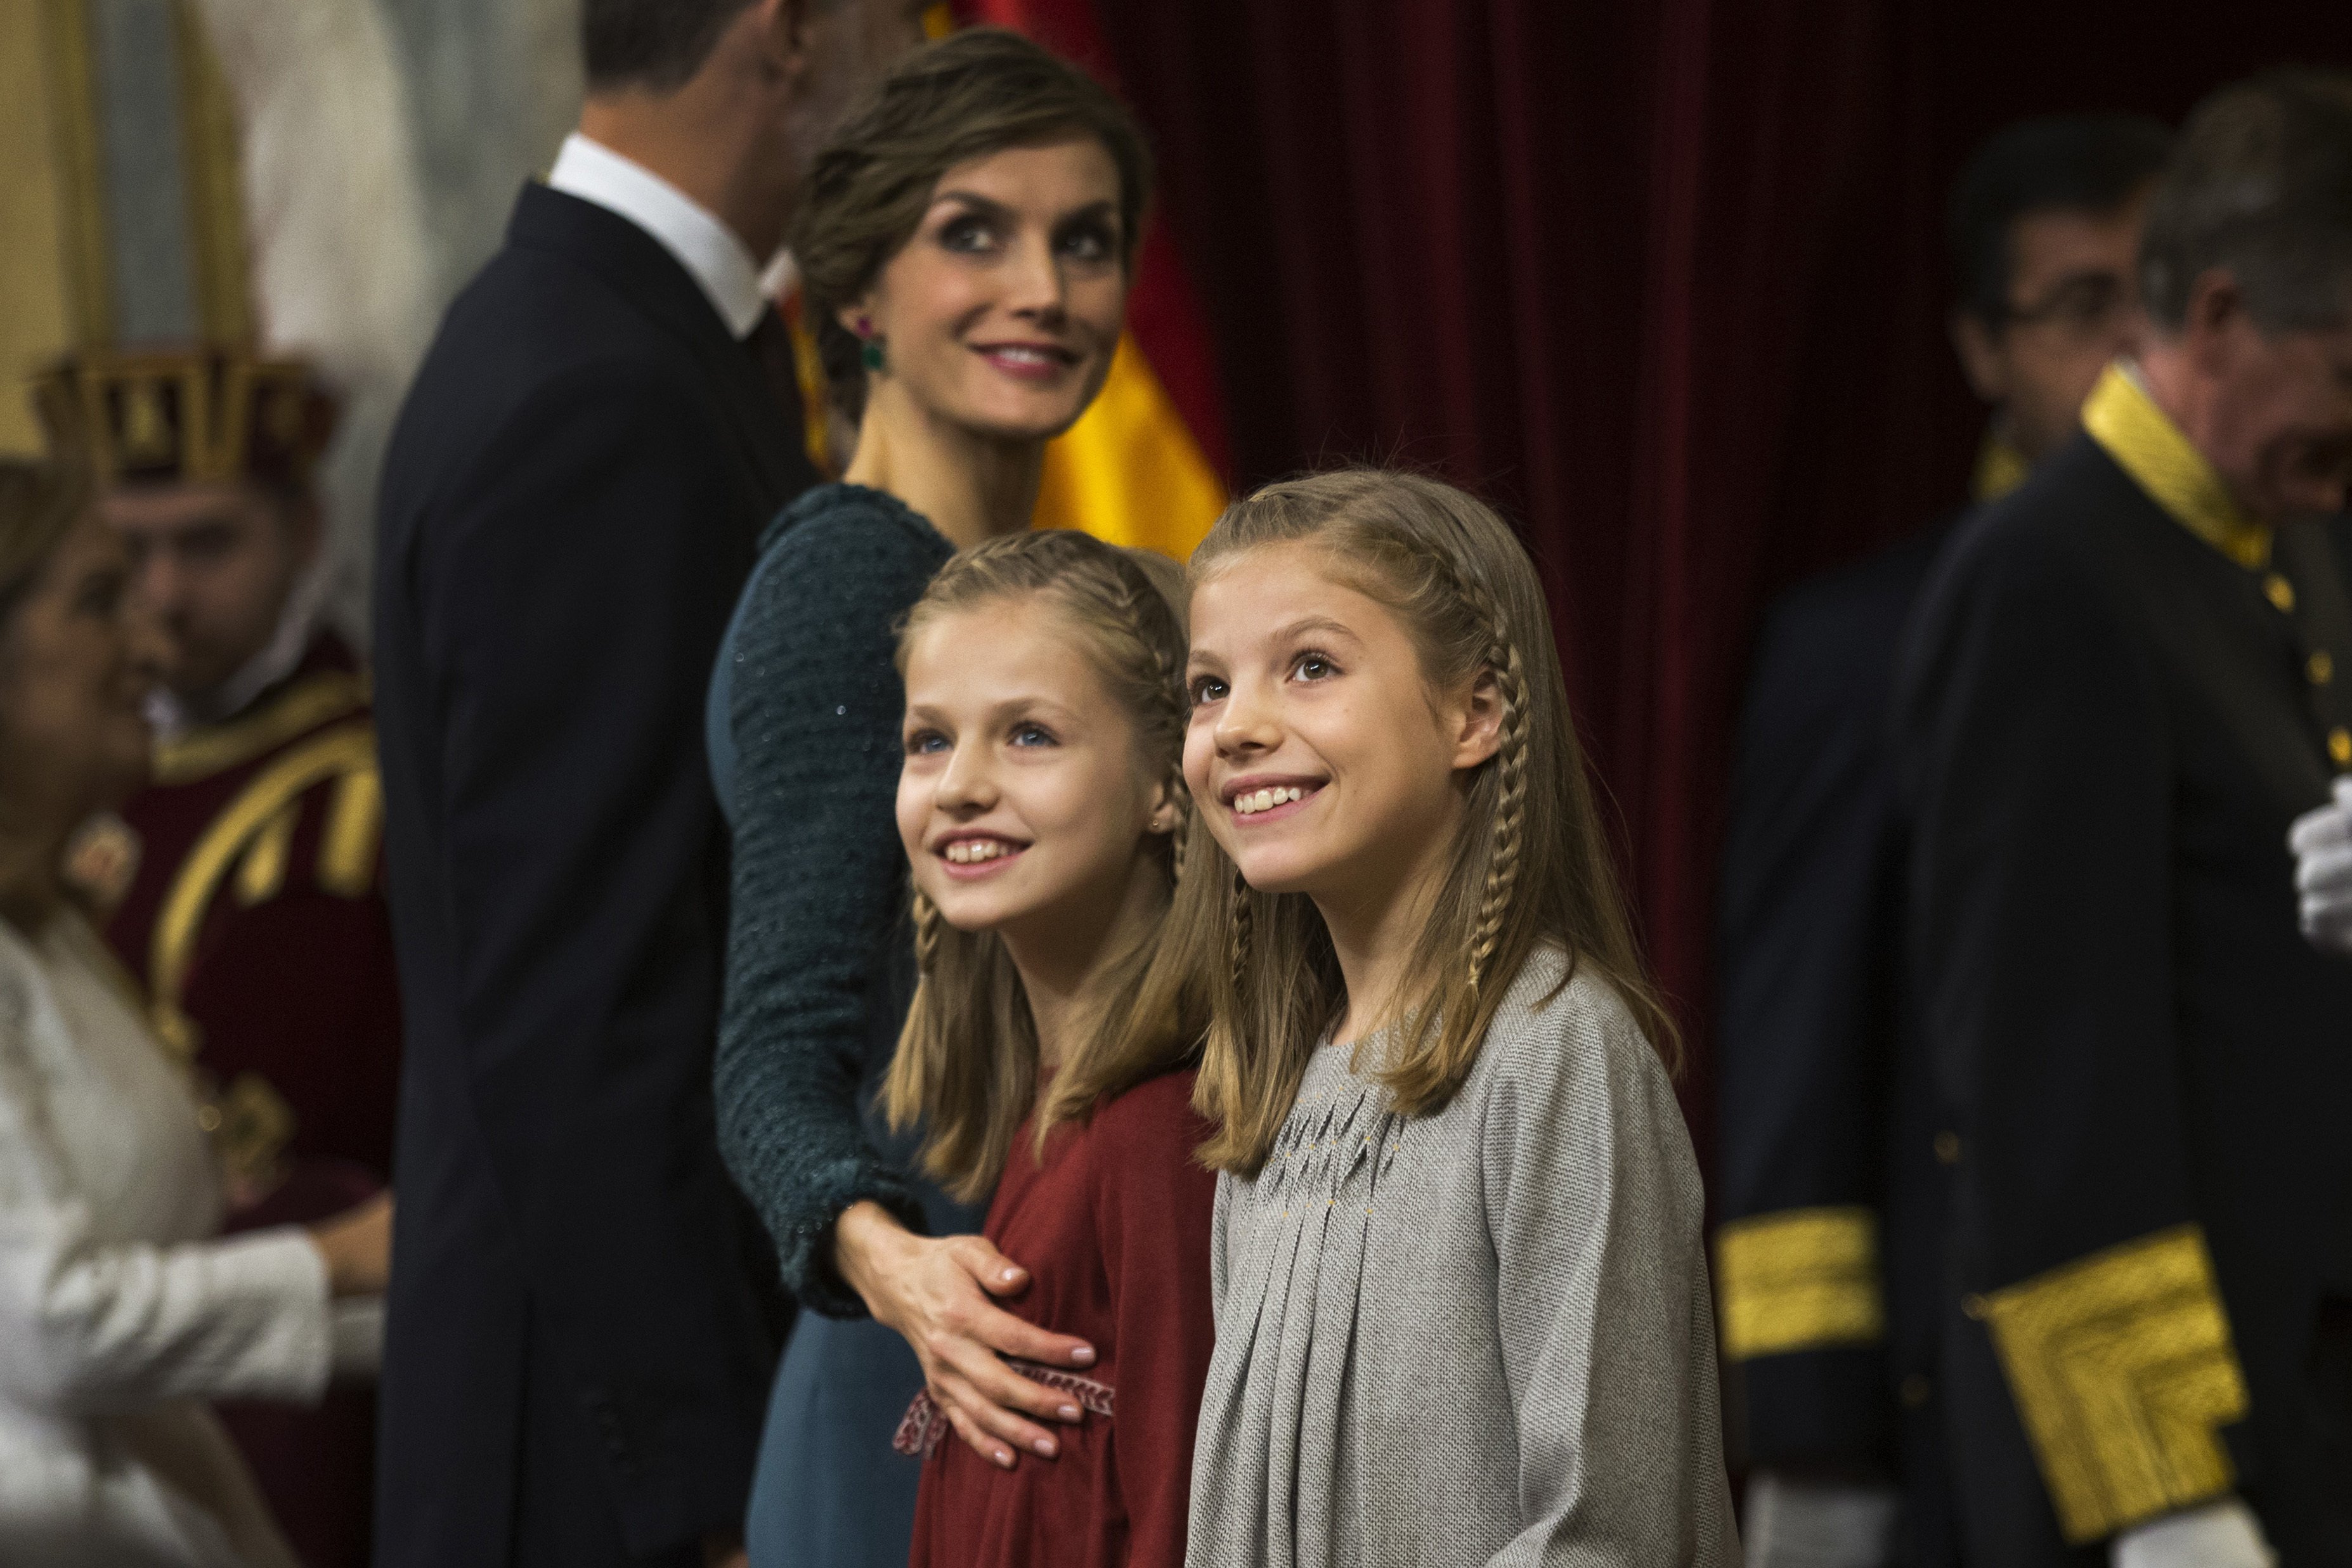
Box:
<box><xmin>2289</xmin><ymin>775</ymin><xmax>2352</xmax><ymax>954</ymax></box>
<box><xmin>1742</xmin><ymin>1472</ymin><xmax>1899</xmax><ymax>1568</ymax></box>
<box><xmin>330</xmin><ymin>1295</ymin><xmax>384</xmax><ymax>1380</ymax></box>
<box><xmin>2111</xmin><ymin>1499</ymin><xmax>2275</xmax><ymax>1568</ymax></box>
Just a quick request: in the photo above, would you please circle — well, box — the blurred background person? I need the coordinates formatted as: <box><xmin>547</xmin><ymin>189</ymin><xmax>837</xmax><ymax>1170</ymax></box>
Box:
<box><xmin>370</xmin><ymin>1</ymin><xmax>925</xmax><ymax>1564</ymax></box>
<box><xmin>0</xmin><ymin>451</ymin><xmax>389</xmax><ymax>1568</ymax></box>
<box><xmin>44</xmin><ymin>344</ymin><xmax>399</xmax><ymax>1568</ymax></box>
<box><xmin>707</xmin><ymin>29</ymin><xmax>1148</xmax><ymax>1568</ymax></box>
<box><xmin>1898</xmin><ymin>69</ymin><xmax>2352</xmax><ymax>1568</ymax></box>
<box><xmin>1712</xmin><ymin>114</ymin><xmax>2169</xmax><ymax>1568</ymax></box>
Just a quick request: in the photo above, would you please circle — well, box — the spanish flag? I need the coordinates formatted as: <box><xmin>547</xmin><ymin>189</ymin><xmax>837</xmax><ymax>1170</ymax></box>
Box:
<box><xmin>940</xmin><ymin>0</ymin><xmax>1229</xmax><ymax>558</ymax></box>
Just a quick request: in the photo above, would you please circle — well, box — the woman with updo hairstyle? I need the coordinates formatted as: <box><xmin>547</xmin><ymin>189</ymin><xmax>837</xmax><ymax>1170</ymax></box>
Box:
<box><xmin>703</xmin><ymin>27</ymin><xmax>1153</xmax><ymax>1568</ymax></box>
<box><xmin>0</xmin><ymin>459</ymin><xmax>389</xmax><ymax>1567</ymax></box>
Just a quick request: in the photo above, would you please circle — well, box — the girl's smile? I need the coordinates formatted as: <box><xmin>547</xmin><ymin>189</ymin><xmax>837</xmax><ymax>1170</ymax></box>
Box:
<box><xmin>1222</xmin><ymin>777</ymin><xmax>1325</xmax><ymax>823</ymax></box>
<box><xmin>935</xmin><ymin>831</ymin><xmax>1031</xmax><ymax>876</ymax></box>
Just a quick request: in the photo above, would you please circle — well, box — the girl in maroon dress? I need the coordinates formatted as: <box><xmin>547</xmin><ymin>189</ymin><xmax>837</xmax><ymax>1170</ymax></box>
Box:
<box><xmin>887</xmin><ymin>531</ymin><xmax>1215</xmax><ymax>1568</ymax></box>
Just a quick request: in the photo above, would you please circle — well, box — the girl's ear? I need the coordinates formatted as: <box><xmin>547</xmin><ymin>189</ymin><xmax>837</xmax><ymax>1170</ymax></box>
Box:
<box><xmin>1450</xmin><ymin>666</ymin><xmax>1505</xmax><ymax>772</ymax></box>
<box><xmin>1144</xmin><ymin>772</ymin><xmax>1185</xmax><ymax>836</ymax></box>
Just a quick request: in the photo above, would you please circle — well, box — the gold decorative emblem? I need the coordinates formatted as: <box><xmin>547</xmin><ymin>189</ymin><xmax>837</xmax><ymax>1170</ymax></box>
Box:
<box><xmin>1713</xmin><ymin>1205</ymin><xmax>1886</xmax><ymax>1359</ymax></box>
<box><xmin>1982</xmin><ymin>1224</ymin><xmax>2248</xmax><ymax>1543</ymax></box>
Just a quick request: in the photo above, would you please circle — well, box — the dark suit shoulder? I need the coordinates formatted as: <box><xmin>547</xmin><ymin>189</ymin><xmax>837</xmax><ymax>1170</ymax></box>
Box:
<box><xmin>1930</xmin><ymin>437</ymin><xmax>2150</xmax><ymax>600</ymax></box>
<box><xmin>423</xmin><ymin>247</ymin><xmax>712</xmax><ymax>415</ymax></box>
<box><xmin>1748</xmin><ymin>521</ymin><xmax>1958</xmax><ymax>722</ymax></box>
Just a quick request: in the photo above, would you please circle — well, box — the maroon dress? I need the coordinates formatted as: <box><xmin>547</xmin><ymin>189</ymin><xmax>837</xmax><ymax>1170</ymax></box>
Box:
<box><xmin>902</xmin><ymin>1069</ymin><xmax>1217</xmax><ymax>1568</ymax></box>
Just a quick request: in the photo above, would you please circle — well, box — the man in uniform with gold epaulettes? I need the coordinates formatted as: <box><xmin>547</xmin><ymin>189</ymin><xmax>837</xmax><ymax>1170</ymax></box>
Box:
<box><xmin>1896</xmin><ymin>71</ymin><xmax>2352</xmax><ymax>1568</ymax></box>
<box><xmin>42</xmin><ymin>344</ymin><xmax>398</xmax><ymax>1568</ymax></box>
<box><xmin>1713</xmin><ymin>114</ymin><xmax>2171</xmax><ymax>1568</ymax></box>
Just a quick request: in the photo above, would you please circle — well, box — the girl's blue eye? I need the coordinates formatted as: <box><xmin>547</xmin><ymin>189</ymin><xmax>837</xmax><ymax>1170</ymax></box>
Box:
<box><xmin>1011</xmin><ymin>723</ymin><xmax>1055</xmax><ymax>747</ymax></box>
<box><xmin>906</xmin><ymin>731</ymin><xmax>948</xmax><ymax>755</ymax></box>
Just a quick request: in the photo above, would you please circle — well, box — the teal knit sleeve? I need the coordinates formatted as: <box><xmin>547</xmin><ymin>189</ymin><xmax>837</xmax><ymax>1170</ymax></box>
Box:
<box><xmin>713</xmin><ymin>486</ymin><xmax>950</xmax><ymax>1316</ymax></box>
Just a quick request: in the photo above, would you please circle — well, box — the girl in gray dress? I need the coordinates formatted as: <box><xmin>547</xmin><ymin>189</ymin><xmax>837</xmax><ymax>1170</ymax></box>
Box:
<box><xmin>1159</xmin><ymin>469</ymin><xmax>1739</xmax><ymax>1566</ymax></box>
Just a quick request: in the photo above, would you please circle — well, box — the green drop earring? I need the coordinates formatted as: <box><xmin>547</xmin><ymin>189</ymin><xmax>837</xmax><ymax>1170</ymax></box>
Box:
<box><xmin>855</xmin><ymin>314</ymin><xmax>887</xmax><ymax>373</ymax></box>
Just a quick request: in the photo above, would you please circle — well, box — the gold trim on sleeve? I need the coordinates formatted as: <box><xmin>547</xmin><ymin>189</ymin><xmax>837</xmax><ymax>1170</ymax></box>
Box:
<box><xmin>317</xmin><ymin>763</ymin><xmax>383</xmax><ymax>897</ymax></box>
<box><xmin>152</xmin><ymin>670</ymin><xmax>368</xmax><ymax>784</ymax></box>
<box><xmin>233</xmin><ymin>803</ymin><xmax>294</xmax><ymax>906</ymax></box>
<box><xmin>1982</xmin><ymin>1224</ymin><xmax>2249</xmax><ymax>1544</ymax></box>
<box><xmin>1713</xmin><ymin>1205</ymin><xmax>1887</xmax><ymax>1359</ymax></box>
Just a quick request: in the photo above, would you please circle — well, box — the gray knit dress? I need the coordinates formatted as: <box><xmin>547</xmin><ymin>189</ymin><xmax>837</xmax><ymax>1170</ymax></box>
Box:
<box><xmin>1185</xmin><ymin>946</ymin><xmax>1738</xmax><ymax>1567</ymax></box>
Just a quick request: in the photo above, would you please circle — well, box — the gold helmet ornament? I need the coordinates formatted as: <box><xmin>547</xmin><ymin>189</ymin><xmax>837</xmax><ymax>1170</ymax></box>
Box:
<box><xmin>36</xmin><ymin>346</ymin><xmax>336</xmax><ymax>490</ymax></box>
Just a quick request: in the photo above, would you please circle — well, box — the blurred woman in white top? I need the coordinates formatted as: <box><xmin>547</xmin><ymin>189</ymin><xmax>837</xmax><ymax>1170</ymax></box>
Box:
<box><xmin>0</xmin><ymin>455</ymin><xmax>391</xmax><ymax>1567</ymax></box>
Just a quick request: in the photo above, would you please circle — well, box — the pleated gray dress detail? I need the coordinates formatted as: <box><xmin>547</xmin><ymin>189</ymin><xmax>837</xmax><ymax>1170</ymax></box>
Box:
<box><xmin>1185</xmin><ymin>945</ymin><xmax>1739</xmax><ymax>1568</ymax></box>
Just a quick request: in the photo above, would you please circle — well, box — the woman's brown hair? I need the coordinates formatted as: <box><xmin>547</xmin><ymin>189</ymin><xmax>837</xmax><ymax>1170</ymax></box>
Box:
<box><xmin>0</xmin><ymin>458</ymin><xmax>91</xmax><ymax>637</ymax></box>
<box><xmin>882</xmin><ymin>529</ymin><xmax>1201</xmax><ymax>1203</ymax></box>
<box><xmin>793</xmin><ymin>27</ymin><xmax>1154</xmax><ymax>423</ymax></box>
<box><xmin>1133</xmin><ymin>469</ymin><xmax>1680</xmax><ymax>1176</ymax></box>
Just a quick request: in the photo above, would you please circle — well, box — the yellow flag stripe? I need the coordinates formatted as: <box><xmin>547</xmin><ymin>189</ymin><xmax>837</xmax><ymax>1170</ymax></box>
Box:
<box><xmin>1036</xmin><ymin>332</ymin><xmax>1225</xmax><ymax>561</ymax></box>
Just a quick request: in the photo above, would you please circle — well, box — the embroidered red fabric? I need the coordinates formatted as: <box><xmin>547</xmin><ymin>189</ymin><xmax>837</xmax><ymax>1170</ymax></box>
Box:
<box><xmin>893</xmin><ymin>1359</ymin><xmax>1117</xmax><ymax>1458</ymax></box>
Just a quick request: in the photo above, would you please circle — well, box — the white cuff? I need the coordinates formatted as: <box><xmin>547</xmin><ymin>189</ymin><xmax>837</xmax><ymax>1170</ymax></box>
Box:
<box><xmin>329</xmin><ymin>1295</ymin><xmax>384</xmax><ymax>1380</ymax></box>
<box><xmin>1743</xmin><ymin>1472</ymin><xmax>1899</xmax><ymax>1568</ymax></box>
<box><xmin>200</xmin><ymin>1226</ymin><xmax>334</xmax><ymax>1404</ymax></box>
<box><xmin>2110</xmin><ymin>1500</ymin><xmax>2275</xmax><ymax>1568</ymax></box>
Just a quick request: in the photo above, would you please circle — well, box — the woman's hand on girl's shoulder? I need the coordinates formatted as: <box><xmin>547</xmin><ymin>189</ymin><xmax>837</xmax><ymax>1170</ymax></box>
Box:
<box><xmin>833</xmin><ymin>1200</ymin><xmax>1096</xmax><ymax>1470</ymax></box>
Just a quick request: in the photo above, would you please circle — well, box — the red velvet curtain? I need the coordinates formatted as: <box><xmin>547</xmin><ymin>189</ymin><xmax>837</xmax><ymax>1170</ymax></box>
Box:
<box><xmin>1068</xmin><ymin>2</ymin><xmax>2349</xmax><ymax>1146</ymax></box>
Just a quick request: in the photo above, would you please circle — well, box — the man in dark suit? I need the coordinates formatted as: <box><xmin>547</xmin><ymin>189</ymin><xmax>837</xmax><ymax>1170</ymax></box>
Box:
<box><xmin>1897</xmin><ymin>71</ymin><xmax>2352</xmax><ymax>1568</ymax></box>
<box><xmin>371</xmin><ymin>3</ymin><xmax>921</xmax><ymax>1564</ymax></box>
<box><xmin>1712</xmin><ymin>115</ymin><xmax>2169</xmax><ymax>1568</ymax></box>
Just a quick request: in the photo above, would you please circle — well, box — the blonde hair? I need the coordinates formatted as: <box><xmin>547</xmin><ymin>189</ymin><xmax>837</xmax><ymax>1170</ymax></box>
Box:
<box><xmin>883</xmin><ymin>529</ymin><xmax>1202</xmax><ymax>1202</ymax></box>
<box><xmin>1141</xmin><ymin>469</ymin><xmax>1679</xmax><ymax>1176</ymax></box>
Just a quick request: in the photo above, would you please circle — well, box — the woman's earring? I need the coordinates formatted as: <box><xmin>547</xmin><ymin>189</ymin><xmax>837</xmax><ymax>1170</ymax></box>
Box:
<box><xmin>855</xmin><ymin>315</ymin><xmax>887</xmax><ymax>373</ymax></box>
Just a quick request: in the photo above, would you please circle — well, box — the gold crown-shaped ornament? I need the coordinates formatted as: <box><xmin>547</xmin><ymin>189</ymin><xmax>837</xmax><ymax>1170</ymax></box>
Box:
<box><xmin>35</xmin><ymin>346</ymin><xmax>335</xmax><ymax>490</ymax></box>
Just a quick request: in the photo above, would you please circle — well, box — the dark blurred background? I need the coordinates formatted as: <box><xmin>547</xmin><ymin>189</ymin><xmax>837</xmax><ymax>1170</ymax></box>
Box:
<box><xmin>1043</xmin><ymin>0</ymin><xmax>2352</xmax><ymax>1150</ymax></box>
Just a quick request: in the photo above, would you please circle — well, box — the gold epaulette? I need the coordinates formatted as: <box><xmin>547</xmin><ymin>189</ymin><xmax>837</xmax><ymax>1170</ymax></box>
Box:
<box><xmin>1713</xmin><ymin>1205</ymin><xmax>1886</xmax><ymax>1359</ymax></box>
<box><xmin>1981</xmin><ymin>1224</ymin><xmax>2249</xmax><ymax>1543</ymax></box>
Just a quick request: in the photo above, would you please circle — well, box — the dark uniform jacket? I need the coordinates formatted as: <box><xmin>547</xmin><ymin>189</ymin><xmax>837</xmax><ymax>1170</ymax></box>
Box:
<box><xmin>371</xmin><ymin>182</ymin><xmax>817</xmax><ymax>1568</ymax></box>
<box><xmin>1894</xmin><ymin>365</ymin><xmax>2352</xmax><ymax>1566</ymax></box>
<box><xmin>1713</xmin><ymin>518</ymin><xmax>1961</xmax><ymax>1564</ymax></box>
<box><xmin>97</xmin><ymin>625</ymin><xmax>397</xmax><ymax>1568</ymax></box>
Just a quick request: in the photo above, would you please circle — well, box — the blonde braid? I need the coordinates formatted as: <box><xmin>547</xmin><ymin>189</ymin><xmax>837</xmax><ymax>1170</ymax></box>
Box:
<box><xmin>1457</xmin><ymin>578</ymin><xmax>1532</xmax><ymax>998</ymax></box>
<box><xmin>1229</xmin><ymin>869</ymin><xmax>1254</xmax><ymax>992</ymax></box>
<box><xmin>911</xmin><ymin>890</ymin><xmax>943</xmax><ymax>976</ymax></box>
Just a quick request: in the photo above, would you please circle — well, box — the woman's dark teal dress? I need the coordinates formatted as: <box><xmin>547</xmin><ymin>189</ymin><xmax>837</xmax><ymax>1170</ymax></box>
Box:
<box><xmin>706</xmin><ymin>483</ymin><xmax>985</xmax><ymax>1568</ymax></box>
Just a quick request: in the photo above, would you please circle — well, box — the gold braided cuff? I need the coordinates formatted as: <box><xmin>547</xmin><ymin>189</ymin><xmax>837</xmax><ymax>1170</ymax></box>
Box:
<box><xmin>1713</xmin><ymin>1206</ymin><xmax>1886</xmax><ymax>1360</ymax></box>
<box><xmin>1982</xmin><ymin>1224</ymin><xmax>2249</xmax><ymax>1543</ymax></box>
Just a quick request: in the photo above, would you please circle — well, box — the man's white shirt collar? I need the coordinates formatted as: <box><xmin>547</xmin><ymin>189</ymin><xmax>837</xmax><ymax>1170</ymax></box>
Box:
<box><xmin>547</xmin><ymin>133</ymin><xmax>768</xmax><ymax>339</ymax></box>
